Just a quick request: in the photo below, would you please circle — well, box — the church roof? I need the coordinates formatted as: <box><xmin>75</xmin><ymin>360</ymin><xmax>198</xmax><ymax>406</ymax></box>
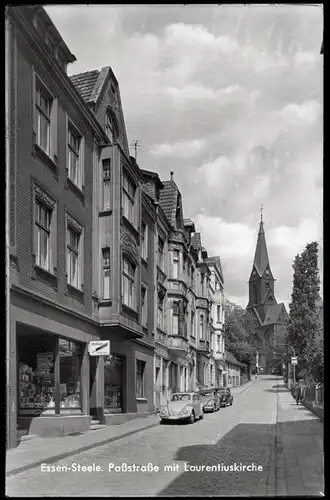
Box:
<box><xmin>263</xmin><ymin>303</ymin><xmax>284</xmax><ymax>326</ymax></box>
<box><xmin>252</xmin><ymin>220</ymin><xmax>270</xmax><ymax>275</ymax></box>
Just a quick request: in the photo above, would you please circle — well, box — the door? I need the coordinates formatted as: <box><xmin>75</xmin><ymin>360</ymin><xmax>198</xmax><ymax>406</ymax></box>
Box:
<box><xmin>155</xmin><ymin>366</ymin><xmax>161</xmax><ymax>408</ymax></box>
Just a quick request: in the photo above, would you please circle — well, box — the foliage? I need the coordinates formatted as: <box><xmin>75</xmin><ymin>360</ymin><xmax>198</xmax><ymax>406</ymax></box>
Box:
<box><xmin>287</xmin><ymin>242</ymin><xmax>322</xmax><ymax>382</ymax></box>
<box><xmin>224</xmin><ymin>300</ymin><xmax>254</xmax><ymax>364</ymax></box>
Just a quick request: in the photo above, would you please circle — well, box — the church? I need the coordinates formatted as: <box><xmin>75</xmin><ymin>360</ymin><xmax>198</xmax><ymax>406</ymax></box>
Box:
<box><xmin>245</xmin><ymin>212</ymin><xmax>289</xmax><ymax>375</ymax></box>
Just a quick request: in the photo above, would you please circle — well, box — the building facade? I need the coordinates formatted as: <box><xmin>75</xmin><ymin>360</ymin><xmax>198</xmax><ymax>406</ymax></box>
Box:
<box><xmin>225</xmin><ymin>351</ymin><xmax>242</xmax><ymax>388</ymax></box>
<box><xmin>245</xmin><ymin>216</ymin><xmax>289</xmax><ymax>375</ymax></box>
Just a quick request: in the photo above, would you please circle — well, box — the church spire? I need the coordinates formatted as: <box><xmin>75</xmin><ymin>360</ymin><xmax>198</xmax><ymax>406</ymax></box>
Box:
<box><xmin>253</xmin><ymin>206</ymin><xmax>270</xmax><ymax>276</ymax></box>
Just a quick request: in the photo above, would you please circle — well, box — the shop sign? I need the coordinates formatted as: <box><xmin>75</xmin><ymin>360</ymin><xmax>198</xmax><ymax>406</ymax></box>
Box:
<box><xmin>89</xmin><ymin>340</ymin><xmax>110</xmax><ymax>356</ymax></box>
<box><xmin>291</xmin><ymin>356</ymin><xmax>298</xmax><ymax>365</ymax></box>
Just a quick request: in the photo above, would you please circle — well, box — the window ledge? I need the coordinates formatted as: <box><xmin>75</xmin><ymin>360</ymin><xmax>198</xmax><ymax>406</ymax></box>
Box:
<box><xmin>136</xmin><ymin>398</ymin><xmax>148</xmax><ymax>403</ymax></box>
<box><xmin>31</xmin><ymin>264</ymin><xmax>58</xmax><ymax>290</ymax></box>
<box><xmin>122</xmin><ymin>303</ymin><xmax>139</xmax><ymax>320</ymax></box>
<box><xmin>121</xmin><ymin>215</ymin><xmax>139</xmax><ymax>239</ymax></box>
<box><xmin>99</xmin><ymin>298</ymin><xmax>112</xmax><ymax>306</ymax></box>
<box><xmin>66</xmin><ymin>176</ymin><xmax>85</xmax><ymax>204</ymax></box>
<box><xmin>33</xmin><ymin>143</ymin><xmax>58</xmax><ymax>177</ymax></box>
<box><xmin>66</xmin><ymin>283</ymin><xmax>84</xmax><ymax>302</ymax></box>
<box><xmin>99</xmin><ymin>209</ymin><xmax>113</xmax><ymax>217</ymax></box>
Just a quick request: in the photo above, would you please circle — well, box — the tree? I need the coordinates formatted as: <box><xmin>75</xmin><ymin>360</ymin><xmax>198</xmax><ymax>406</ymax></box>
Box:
<box><xmin>287</xmin><ymin>242</ymin><xmax>321</xmax><ymax>382</ymax></box>
<box><xmin>224</xmin><ymin>300</ymin><xmax>254</xmax><ymax>364</ymax></box>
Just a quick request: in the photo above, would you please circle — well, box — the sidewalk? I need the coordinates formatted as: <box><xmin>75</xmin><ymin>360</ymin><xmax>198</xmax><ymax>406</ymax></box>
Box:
<box><xmin>274</xmin><ymin>383</ymin><xmax>324</xmax><ymax>496</ymax></box>
<box><xmin>6</xmin><ymin>414</ymin><xmax>160</xmax><ymax>477</ymax></box>
<box><xmin>6</xmin><ymin>380</ymin><xmax>256</xmax><ymax>478</ymax></box>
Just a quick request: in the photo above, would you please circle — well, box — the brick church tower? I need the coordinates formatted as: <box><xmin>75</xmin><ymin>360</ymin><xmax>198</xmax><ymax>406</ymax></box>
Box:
<box><xmin>245</xmin><ymin>211</ymin><xmax>289</xmax><ymax>374</ymax></box>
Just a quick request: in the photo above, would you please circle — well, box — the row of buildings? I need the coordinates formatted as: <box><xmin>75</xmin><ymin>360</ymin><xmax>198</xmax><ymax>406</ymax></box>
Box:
<box><xmin>6</xmin><ymin>6</ymin><xmax>244</xmax><ymax>449</ymax></box>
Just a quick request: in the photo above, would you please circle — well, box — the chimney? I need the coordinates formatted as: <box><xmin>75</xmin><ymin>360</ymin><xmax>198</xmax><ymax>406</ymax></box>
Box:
<box><xmin>170</xmin><ymin>171</ymin><xmax>174</xmax><ymax>181</ymax></box>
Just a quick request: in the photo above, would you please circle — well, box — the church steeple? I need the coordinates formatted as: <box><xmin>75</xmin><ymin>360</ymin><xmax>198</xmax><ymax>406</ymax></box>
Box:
<box><xmin>247</xmin><ymin>207</ymin><xmax>276</xmax><ymax>316</ymax></box>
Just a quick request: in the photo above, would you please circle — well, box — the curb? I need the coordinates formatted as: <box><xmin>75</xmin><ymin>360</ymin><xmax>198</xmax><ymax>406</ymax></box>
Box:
<box><xmin>303</xmin><ymin>401</ymin><xmax>324</xmax><ymax>423</ymax></box>
<box><xmin>6</xmin><ymin>420</ymin><xmax>160</xmax><ymax>478</ymax></box>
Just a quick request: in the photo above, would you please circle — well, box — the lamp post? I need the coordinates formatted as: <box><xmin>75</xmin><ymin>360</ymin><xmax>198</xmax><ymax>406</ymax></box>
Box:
<box><xmin>274</xmin><ymin>343</ymin><xmax>297</xmax><ymax>388</ymax></box>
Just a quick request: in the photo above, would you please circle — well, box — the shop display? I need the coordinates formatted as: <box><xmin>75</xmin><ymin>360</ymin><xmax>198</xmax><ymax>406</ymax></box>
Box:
<box><xmin>104</xmin><ymin>355</ymin><xmax>123</xmax><ymax>411</ymax></box>
<box><xmin>60</xmin><ymin>339</ymin><xmax>81</xmax><ymax>408</ymax></box>
<box><xmin>19</xmin><ymin>350</ymin><xmax>55</xmax><ymax>410</ymax></box>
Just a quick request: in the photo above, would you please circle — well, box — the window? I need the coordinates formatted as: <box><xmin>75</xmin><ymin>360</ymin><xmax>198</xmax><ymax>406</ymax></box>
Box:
<box><xmin>173</xmin><ymin>250</ymin><xmax>179</xmax><ymax>279</ymax></box>
<box><xmin>102</xmin><ymin>248</ymin><xmax>111</xmax><ymax>299</ymax></box>
<box><xmin>191</xmin><ymin>310</ymin><xmax>195</xmax><ymax>337</ymax></box>
<box><xmin>141</xmin><ymin>287</ymin><xmax>147</xmax><ymax>327</ymax></box>
<box><xmin>191</xmin><ymin>266</ymin><xmax>195</xmax><ymax>288</ymax></box>
<box><xmin>59</xmin><ymin>339</ymin><xmax>82</xmax><ymax>409</ymax></box>
<box><xmin>67</xmin><ymin>226</ymin><xmax>81</xmax><ymax>288</ymax></box>
<box><xmin>217</xmin><ymin>335</ymin><xmax>221</xmax><ymax>352</ymax></box>
<box><xmin>35</xmin><ymin>80</ymin><xmax>52</xmax><ymax>155</ymax></box>
<box><xmin>217</xmin><ymin>305</ymin><xmax>221</xmax><ymax>323</ymax></box>
<box><xmin>157</xmin><ymin>296</ymin><xmax>164</xmax><ymax>330</ymax></box>
<box><xmin>173</xmin><ymin>303</ymin><xmax>179</xmax><ymax>335</ymax></box>
<box><xmin>265</xmin><ymin>283</ymin><xmax>270</xmax><ymax>290</ymax></box>
<box><xmin>141</xmin><ymin>222</ymin><xmax>148</xmax><ymax>261</ymax></box>
<box><xmin>122</xmin><ymin>171</ymin><xmax>135</xmax><ymax>224</ymax></box>
<box><xmin>201</xmin><ymin>275</ymin><xmax>204</xmax><ymax>296</ymax></box>
<box><xmin>102</xmin><ymin>159</ymin><xmax>111</xmax><ymax>210</ymax></box>
<box><xmin>158</xmin><ymin>237</ymin><xmax>164</xmax><ymax>270</ymax></box>
<box><xmin>68</xmin><ymin>125</ymin><xmax>82</xmax><ymax>188</ymax></box>
<box><xmin>122</xmin><ymin>256</ymin><xmax>136</xmax><ymax>309</ymax></box>
<box><xmin>136</xmin><ymin>360</ymin><xmax>146</xmax><ymax>398</ymax></box>
<box><xmin>200</xmin><ymin>314</ymin><xmax>204</xmax><ymax>339</ymax></box>
<box><xmin>35</xmin><ymin>201</ymin><xmax>51</xmax><ymax>271</ymax></box>
<box><xmin>105</xmin><ymin>113</ymin><xmax>113</xmax><ymax>141</ymax></box>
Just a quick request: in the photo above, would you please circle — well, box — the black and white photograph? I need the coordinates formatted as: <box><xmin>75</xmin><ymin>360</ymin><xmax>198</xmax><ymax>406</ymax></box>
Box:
<box><xmin>5</xmin><ymin>4</ymin><xmax>323</xmax><ymax>497</ymax></box>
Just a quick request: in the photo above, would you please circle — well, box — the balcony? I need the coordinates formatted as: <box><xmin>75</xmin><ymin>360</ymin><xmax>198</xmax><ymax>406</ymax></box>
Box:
<box><xmin>197</xmin><ymin>338</ymin><xmax>210</xmax><ymax>353</ymax></box>
<box><xmin>167</xmin><ymin>335</ymin><xmax>189</xmax><ymax>352</ymax></box>
<box><xmin>167</xmin><ymin>279</ymin><xmax>188</xmax><ymax>298</ymax></box>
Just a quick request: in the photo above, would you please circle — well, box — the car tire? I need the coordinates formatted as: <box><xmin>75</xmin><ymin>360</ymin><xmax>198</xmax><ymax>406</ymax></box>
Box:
<box><xmin>230</xmin><ymin>401</ymin><xmax>233</xmax><ymax>406</ymax></box>
<box><xmin>199</xmin><ymin>413</ymin><xmax>204</xmax><ymax>420</ymax></box>
<box><xmin>189</xmin><ymin>412</ymin><xmax>195</xmax><ymax>424</ymax></box>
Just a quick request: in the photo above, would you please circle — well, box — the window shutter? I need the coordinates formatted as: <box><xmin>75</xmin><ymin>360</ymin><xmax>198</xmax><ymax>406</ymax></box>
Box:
<box><xmin>32</xmin><ymin>68</ymin><xmax>37</xmax><ymax>140</ymax></box>
<box><xmin>51</xmin><ymin>205</ymin><xmax>57</xmax><ymax>272</ymax></box>
<box><xmin>50</xmin><ymin>98</ymin><xmax>58</xmax><ymax>161</ymax></box>
<box><xmin>80</xmin><ymin>230</ymin><xmax>84</xmax><ymax>289</ymax></box>
<box><xmin>80</xmin><ymin>136</ymin><xmax>85</xmax><ymax>189</ymax></box>
<box><xmin>32</xmin><ymin>192</ymin><xmax>37</xmax><ymax>259</ymax></box>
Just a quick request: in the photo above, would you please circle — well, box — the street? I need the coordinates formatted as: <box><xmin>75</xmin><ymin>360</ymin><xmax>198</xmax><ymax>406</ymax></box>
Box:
<box><xmin>6</xmin><ymin>376</ymin><xmax>323</xmax><ymax>497</ymax></box>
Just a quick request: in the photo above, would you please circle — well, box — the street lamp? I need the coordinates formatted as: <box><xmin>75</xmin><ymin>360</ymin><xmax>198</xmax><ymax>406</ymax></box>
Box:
<box><xmin>275</xmin><ymin>343</ymin><xmax>297</xmax><ymax>388</ymax></box>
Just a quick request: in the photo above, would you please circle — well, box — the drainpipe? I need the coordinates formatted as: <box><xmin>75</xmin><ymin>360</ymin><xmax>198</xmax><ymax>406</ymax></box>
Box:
<box><xmin>5</xmin><ymin>11</ymin><xmax>12</xmax><ymax>449</ymax></box>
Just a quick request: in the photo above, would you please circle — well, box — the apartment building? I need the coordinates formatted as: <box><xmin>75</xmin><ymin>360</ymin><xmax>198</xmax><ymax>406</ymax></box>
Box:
<box><xmin>6</xmin><ymin>5</ymin><xmax>154</xmax><ymax>449</ymax></box>
<box><xmin>205</xmin><ymin>257</ymin><xmax>226</xmax><ymax>388</ymax></box>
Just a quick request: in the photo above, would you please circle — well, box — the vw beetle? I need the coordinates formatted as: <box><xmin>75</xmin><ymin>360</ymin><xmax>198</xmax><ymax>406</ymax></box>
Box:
<box><xmin>160</xmin><ymin>392</ymin><xmax>203</xmax><ymax>424</ymax></box>
<box><xmin>216</xmin><ymin>387</ymin><xmax>233</xmax><ymax>407</ymax></box>
<box><xmin>200</xmin><ymin>389</ymin><xmax>220</xmax><ymax>412</ymax></box>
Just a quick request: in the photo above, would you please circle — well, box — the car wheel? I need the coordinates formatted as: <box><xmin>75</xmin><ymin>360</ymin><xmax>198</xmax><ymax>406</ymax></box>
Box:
<box><xmin>199</xmin><ymin>413</ymin><xmax>204</xmax><ymax>420</ymax></box>
<box><xmin>230</xmin><ymin>401</ymin><xmax>233</xmax><ymax>406</ymax></box>
<box><xmin>189</xmin><ymin>412</ymin><xmax>195</xmax><ymax>424</ymax></box>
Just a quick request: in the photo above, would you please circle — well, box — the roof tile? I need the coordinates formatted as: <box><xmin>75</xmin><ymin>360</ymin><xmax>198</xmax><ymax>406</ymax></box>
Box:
<box><xmin>159</xmin><ymin>180</ymin><xmax>178</xmax><ymax>227</ymax></box>
<box><xmin>70</xmin><ymin>70</ymin><xmax>100</xmax><ymax>103</ymax></box>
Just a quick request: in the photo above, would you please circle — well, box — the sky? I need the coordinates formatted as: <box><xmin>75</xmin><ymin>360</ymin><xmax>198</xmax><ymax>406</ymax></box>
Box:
<box><xmin>45</xmin><ymin>4</ymin><xmax>323</xmax><ymax>310</ymax></box>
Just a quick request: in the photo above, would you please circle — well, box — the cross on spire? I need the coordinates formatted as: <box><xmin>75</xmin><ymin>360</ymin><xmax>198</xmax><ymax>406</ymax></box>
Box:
<box><xmin>260</xmin><ymin>204</ymin><xmax>264</xmax><ymax>222</ymax></box>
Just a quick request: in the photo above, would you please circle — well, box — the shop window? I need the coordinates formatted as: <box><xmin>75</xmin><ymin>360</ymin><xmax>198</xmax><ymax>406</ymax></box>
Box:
<box><xmin>59</xmin><ymin>339</ymin><xmax>82</xmax><ymax>409</ymax></box>
<box><xmin>136</xmin><ymin>359</ymin><xmax>146</xmax><ymax>398</ymax></box>
<box><xmin>18</xmin><ymin>334</ymin><xmax>56</xmax><ymax>415</ymax></box>
<box><xmin>104</xmin><ymin>355</ymin><xmax>123</xmax><ymax>413</ymax></box>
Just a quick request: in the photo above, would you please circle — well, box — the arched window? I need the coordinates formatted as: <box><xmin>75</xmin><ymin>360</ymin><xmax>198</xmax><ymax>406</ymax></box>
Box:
<box><xmin>105</xmin><ymin>113</ymin><xmax>114</xmax><ymax>141</ymax></box>
<box><xmin>105</xmin><ymin>109</ymin><xmax>119</xmax><ymax>142</ymax></box>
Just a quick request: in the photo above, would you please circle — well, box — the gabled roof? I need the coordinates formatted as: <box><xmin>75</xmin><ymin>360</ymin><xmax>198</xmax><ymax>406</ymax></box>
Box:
<box><xmin>70</xmin><ymin>70</ymin><xmax>100</xmax><ymax>103</ymax></box>
<box><xmin>159</xmin><ymin>180</ymin><xmax>179</xmax><ymax>227</ymax></box>
<box><xmin>263</xmin><ymin>303</ymin><xmax>284</xmax><ymax>326</ymax></box>
<box><xmin>252</xmin><ymin>220</ymin><xmax>270</xmax><ymax>276</ymax></box>
<box><xmin>225</xmin><ymin>351</ymin><xmax>241</xmax><ymax>366</ymax></box>
<box><xmin>191</xmin><ymin>232</ymin><xmax>202</xmax><ymax>250</ymax></box>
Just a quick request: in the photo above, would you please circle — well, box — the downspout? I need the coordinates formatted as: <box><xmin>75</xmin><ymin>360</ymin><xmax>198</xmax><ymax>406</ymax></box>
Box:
<box><xmin>5</xmin><ymin>11</ymin><xmax>12</xmax><ymax>448</ymax></box>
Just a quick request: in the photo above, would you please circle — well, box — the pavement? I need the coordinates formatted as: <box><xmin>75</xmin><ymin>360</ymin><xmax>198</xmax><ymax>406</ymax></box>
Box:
<box><xmin>6</xmin><ymin>380</ymin><xmax>255</xmax><ymax>478</ymax></box>
<box><xmin>6</xmin><ymin>377</ymin><xmax>324</xmax><ymax>496</ymax></box>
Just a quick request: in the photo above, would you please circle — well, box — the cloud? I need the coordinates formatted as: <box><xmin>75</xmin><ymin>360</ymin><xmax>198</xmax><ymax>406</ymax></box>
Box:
<box><xmin>45</xmin><ymin>4</ymin><xmax>323</xmax><ymax>308</ymax></box>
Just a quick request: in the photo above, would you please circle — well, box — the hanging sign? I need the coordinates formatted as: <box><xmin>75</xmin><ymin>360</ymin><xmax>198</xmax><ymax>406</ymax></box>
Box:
<box><xmin>89</xmin><ymin>340</ymin><xmax>110</xmax><ymax>356</ymax></box>
<box><xmin>291</xmin><ymin>356</ymin><xmax>298</xmax><ymax>365</ymax></box>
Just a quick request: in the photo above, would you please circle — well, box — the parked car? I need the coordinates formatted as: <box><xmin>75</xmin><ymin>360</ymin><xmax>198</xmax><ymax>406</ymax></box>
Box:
<box><xmin>216</xmin><ymin>387</ymin><xmax>233</xmax><ymax>407</ymax></box>
<box><xmin>200</xmin><ymin>389</ymin><xmax>220</xmax><ymax>412</ymax></box>
<box><xmin>159</xmin><ymin>392</ymin><xmax>203</xmax><ymax>424</ymax></box>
